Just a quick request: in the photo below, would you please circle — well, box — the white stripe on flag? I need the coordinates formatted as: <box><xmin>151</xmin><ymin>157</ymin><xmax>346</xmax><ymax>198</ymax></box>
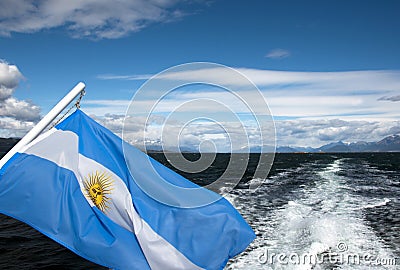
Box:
<box><xmin>21</xmin><ymin>129</ymin><xmax>203</xmax><ymax>270</ymax></box>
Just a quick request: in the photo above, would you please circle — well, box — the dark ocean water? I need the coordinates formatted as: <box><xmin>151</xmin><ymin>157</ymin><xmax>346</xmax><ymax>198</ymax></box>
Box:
<box><xmin>0</xmin><ymin>152</ymin><xmax>399</xmax><ymax>269</ymax></box>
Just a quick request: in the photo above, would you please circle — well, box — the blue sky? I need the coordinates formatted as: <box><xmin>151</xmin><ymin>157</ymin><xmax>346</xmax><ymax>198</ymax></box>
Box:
<box><xmin>0</xmin><ymin>0</ymin><xmax>400</xmax><ymax>149</ymax></box>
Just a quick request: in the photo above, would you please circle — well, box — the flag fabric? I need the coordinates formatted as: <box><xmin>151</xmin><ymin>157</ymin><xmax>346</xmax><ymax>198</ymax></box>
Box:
<box><xmin>0</xmin><ymin>109</ymin><xmax>255</xmax><ymax>270</ymax></box>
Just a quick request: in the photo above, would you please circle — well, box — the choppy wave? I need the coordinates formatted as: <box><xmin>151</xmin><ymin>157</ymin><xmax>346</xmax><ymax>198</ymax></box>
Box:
<box><xmin>227</xmin><ymin>156</ymin><xmax>399</xmax><ymax>269</ymax></box>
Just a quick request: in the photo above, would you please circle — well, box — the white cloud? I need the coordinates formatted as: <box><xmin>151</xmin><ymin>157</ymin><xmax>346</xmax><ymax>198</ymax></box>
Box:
<box><xmin>265</xmin><ymin>48</ymin><xmax>290</xmax><ymax>59</ymax></box>
<box><xmin>275</xmin><ymin>119</ymin><xmax>400</xmax><ymax>147</ymax></box>
<box><xmin>0</xmin><ymin>117</ymin><xmax>37</xmax><ymax>138</ymax></box>
<box><xmin>91</xmin><ymin>113</ymin><xmax>263</xmax><ymax>152</ymax></box>
<box><xmin>97</xmin><ymin>73</ymin><xmax>154</xmax><ymax>81</ymax></box>
<box><xmin>99</xmin><ymin>67</ymin><xmax>400</xmax><ymax>92</ymax></box>
<box><xmin>84</xmin><ymin>99</ymin><xmax>131</xmax><ymax>115</ymax></box>
<box><xmin>0</xmin><ymin>60</ymin><xmax>24</xmax><ymax>99</ymax></box>
<box><xmin>91</xmin><ymin>66</ymin><xmax>400</xmax><ymax>148</ymax></box>
<box><xmin>0</xmin><ymin>60</ymin><xmax>41</xmax><ymax>137</ymax></box>
<box><xmin>0</xmin><ymin>97</ymin><xmax>41</xmax><ymax>122</ymax></box>
<box><xmin>97</xmin><ymin>67</ymin><xmax>400</xmax><ymax>120</ymax></box>
<box><xmin>0</xmin><ymin>0</ymin><xmax>190</xmax><ymax>39</ymax></box>
<box><xmin>88</xmin><ymin>111</ymin><xmax>400</xmax><ymax>151</ymax></box>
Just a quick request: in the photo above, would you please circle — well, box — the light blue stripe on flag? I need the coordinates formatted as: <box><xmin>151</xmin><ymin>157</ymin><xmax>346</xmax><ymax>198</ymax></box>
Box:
<box><xmin>0</xmin><ymin>153</ymin><xmax>150</xmax><ymax>269</ymax></box>
<box><xmin>0</xmin><ymin>109</ymin><xmax>255</xmax><ymax>270</ymax></box>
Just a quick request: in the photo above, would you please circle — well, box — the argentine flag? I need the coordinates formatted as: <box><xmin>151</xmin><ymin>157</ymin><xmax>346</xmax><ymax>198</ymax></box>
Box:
<box><xmin>0</xmin><ymin>110</ymin><xmax>255</xmax><ymax>269</ymax></box>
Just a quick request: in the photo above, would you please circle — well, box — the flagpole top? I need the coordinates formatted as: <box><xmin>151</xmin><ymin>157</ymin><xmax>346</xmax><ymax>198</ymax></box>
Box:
<box><xmin>0</xmin><ymin>82</ymin><xmax>87</xmax><ymax>169</ymax></box>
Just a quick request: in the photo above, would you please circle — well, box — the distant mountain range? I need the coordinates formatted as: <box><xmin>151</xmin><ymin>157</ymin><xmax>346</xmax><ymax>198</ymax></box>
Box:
<box><xmin>1</xmin><ymin>135</ymin><xmax>400</xmax><ymax>154</ymax></box>
<box><xmin>276</xmin><ymin>134</ymin><xmax>400</xmax><ymax>153</ymax></box>
<box><xmin>144</xmin><ymin>134</ymin><xmax>400</xmax><ymax>153</ymax></box>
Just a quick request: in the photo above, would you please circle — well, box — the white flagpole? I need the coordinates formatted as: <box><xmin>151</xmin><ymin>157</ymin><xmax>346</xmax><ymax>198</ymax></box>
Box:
<box><xmin>0</xmin><ymin>82</ymin><xmax>86</xmax><ymax>169</ymax></box>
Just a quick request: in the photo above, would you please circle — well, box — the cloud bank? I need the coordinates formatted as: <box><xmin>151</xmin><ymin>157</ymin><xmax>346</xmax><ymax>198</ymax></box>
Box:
<box><xmin>0</xmin><ymin>0</ymin><xmax>189</xmax><ymax>39</ymax></box>
<box><xmin>92</xmin><ymin>66</ymin><xmax>400</xmax><ymax>148</ymax></box>
<box><xmin>97</xmin><ymin>67</ymin><xmax>400</xmax><ymax>120</ymax></box>
<box><xmin>89</xmin><ymin>112</ymin><xmax>400</xmax><ymax>150</ymax></box>
<box><xmin>0</xmin><ymin>61</ymin><xmax>40</xmax><ymax>137</ymax></box>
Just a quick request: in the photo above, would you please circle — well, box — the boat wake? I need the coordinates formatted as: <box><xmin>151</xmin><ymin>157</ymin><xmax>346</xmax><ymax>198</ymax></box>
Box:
<box><xmin>227</xmin><ymin>159</ymin><xmax>397</xmax><ymax>269</ymax></box>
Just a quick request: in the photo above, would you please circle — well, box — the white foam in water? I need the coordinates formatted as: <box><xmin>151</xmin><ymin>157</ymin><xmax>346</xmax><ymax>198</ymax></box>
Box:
<box><xmin>227</xmin><ymin>159</ymin><xmax>397</xmax><ymax>269</ymax></box>
<box><xmin>361</xmin><ymin>198</ymin><xmax>391</xmax><ymax>210</ymax></box>
<box><xmin>247</xmin><ymin>178</ymin><xmax>265</xmax><ymax>189</ymax></box>
<box><xmin>224</xmin><ymin>193</ymin><xmax>238</xmax><ymax>208</ymax></box>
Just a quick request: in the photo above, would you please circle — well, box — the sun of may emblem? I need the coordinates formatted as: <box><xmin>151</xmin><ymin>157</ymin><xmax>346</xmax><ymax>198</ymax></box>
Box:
<box><xmin>83</xmin><ymin>171</ymin><xmax>113</xmax><ymax>212</ymax></box>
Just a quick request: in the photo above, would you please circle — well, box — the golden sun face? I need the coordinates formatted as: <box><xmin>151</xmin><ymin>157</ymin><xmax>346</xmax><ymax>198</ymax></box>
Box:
<box><xmin>83</xmin><ymin>171</ymin><xmax>113</xmax><ymax>212</ymax></box>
